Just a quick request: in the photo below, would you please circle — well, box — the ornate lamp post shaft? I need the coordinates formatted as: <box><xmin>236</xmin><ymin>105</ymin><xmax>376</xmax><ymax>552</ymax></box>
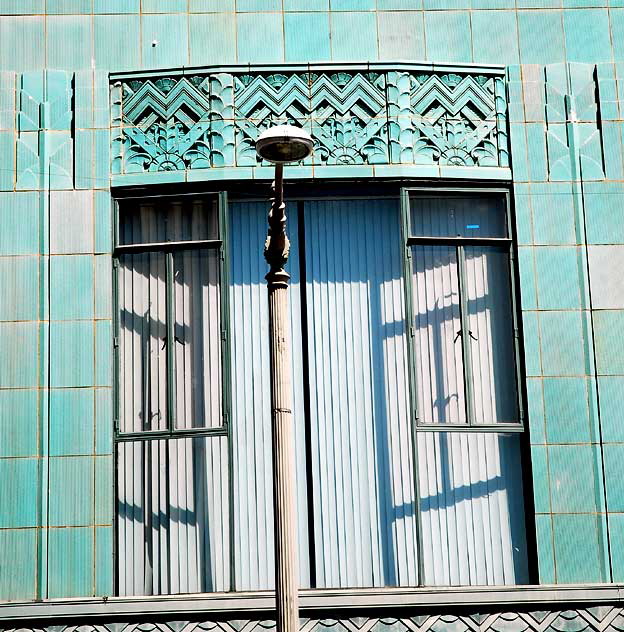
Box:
<box><xmin>264</xmin><ymin>163</ymin><xmax>299</xmax><ymax>632</ymax></box>
<box><xmin>256</xmin><ymin>124</ymin><xmax>313</xmax><ymax>632</ymax></box>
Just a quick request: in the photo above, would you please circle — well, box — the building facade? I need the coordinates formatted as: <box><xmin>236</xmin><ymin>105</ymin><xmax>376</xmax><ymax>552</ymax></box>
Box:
<box><xmin>1</xmin><ymin>1</ymin><xmax>624</xmax><ymax>631</ymax></box>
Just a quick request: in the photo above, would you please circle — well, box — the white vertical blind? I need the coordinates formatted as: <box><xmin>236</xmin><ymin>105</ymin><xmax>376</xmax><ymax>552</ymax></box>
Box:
<box><xmin>417</xmin><ymin>432</ymin><xmax>528</xmax><ymax>585</ymax></box>
<box><xmin>174</xmin><ymin>250</ymin><xmax>222</xmax><ymax>429</ymax></box>
<box><xmin>229</xmin><ymin>201</ymin><xmax>310</xmax><ymax>590</ymax></box>
<box><xmin>119</xmin><ymin>252</ymin><xmax>168</xmax><ymax>433</ymax></box>
<box><xmin>464</xmin><ymin>247</ymin><xmax>518</xmax><ymax>424</ymax></box>
<box><xmin>117</xmin><ymin>436</ymin><xmax>230</xmax><ymax>595</ymax></box>
<box><xmin>411</xmin><ymin>245</ymin><xmax>466</xmax><ymax>424</ymax></box>
<box><xmin>305</xmin><ymin>199</ymin><xmax>419</xmax><ymax>588</ymax></box>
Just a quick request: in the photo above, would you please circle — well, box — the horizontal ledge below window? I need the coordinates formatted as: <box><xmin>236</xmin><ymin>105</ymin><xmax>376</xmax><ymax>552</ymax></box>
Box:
<box><xmin>115</xmin><ymin>427</ymin><xmax>228</xmax><ymax>441</ymax></box>
<box><xmin>407</xmin><ymin>237</ymin><xmax>511</xmax><ymax>246</ymax></box>
<box><xmin>2</xmin><ymin>584</ymin><xmax>624</xmax><ymax>621</ymax></box>
<box><xmin>115</xmin><ymin>240</ymin><xmax>222</xmax><ymax>253</ymax></box>
<box><xmin>415</xmin><ymin>423</ymin><xmax>524</xmax><ymax>433</ymax></box>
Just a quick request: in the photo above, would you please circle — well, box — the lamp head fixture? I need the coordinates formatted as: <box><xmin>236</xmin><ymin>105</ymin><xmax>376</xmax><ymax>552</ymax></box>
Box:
<box><xmin>255</xmin><ymin>124</ymin><xmax>314</xmax><ymax>164</ymax></box>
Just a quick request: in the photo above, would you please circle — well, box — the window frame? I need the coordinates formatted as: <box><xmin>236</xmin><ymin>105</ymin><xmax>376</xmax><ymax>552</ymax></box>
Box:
<box><xmin>112</xmin><ymin>191</ymin><xmax>232</xmax><ymax>442</ymax></box>
<box><xmin>400</xmin><ymin>186</ymin><xmax>525</xmax><ymax>433</ymax></box>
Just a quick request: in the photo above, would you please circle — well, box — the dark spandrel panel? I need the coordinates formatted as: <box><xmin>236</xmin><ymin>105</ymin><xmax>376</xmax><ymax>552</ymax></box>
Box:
<box><xmin>410</xmin><ymin>195</ymin><xmax>507</xmax><ymax>239</ymax></box>
<box><xmin>118</xmin><ymin>197</ymin><xmax>219</xmax><ymax>245</ymax></box>
<box><xmin>173</xmin><ymin>249</ymin><xmax>222</xmax><ymax>430</ymax></box>
<box><xmin>118</xmin><ymin>252</ymin><xmax>168</xmax><ymax>434</ymax></box>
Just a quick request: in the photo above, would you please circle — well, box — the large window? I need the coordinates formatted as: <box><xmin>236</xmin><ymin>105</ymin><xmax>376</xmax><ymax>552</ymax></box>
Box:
<box><xmin>114</xmin><ymin>194</ymin><xmax>230</xmax><ymax>596</ymax></box>
<box><xmin>115</xmin><ymin>189</ymin><xmax>529</xmax><ymax>596</ymax></box>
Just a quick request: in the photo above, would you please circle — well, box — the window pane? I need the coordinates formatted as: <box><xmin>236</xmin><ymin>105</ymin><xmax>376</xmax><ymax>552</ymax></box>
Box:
<box><xmin>118</xmin><ymin>252</ymin><xmax>168</xmax><ymax>433</ymax></box>
<box><xmin>416</xmin><ymin>431</ymin><xmax>528</xmax><ymax>586</ymax></box>
<box><xmin>411</xmin><ymin>245</ymin><xmax>466</xmax><ymax>424</ymax></box>
<box><xmin>118</xmin><ymin>197</ymin><xmax>218</xmax><ymax>245</ymax></box>
<box><xmin>173</xmin><ymin>249</ymin><xmax>222</xmax><ymax>429</ymax></box>
<box><xmin>410</xmin><ymin>195</ymin><xmax>507</xmax><ymax>238</ymax></box>
<box><xmin>116</xmin><ymin>436</ymin><xmax>230</xmax><ymax>595</ymax></box>
<box><xmin>464</xmin><ymin>246</ymin><xmax>519</xmax><ymax>424</ymax></box>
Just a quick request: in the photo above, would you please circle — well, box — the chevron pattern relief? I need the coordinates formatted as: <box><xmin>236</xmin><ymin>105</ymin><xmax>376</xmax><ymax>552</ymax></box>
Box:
<box><xmin>4</xmin><ymin>607</ymin><xmax>624</xmax><ymax>632</ymax></box>
<box><xmin>115</xmin><ymin>66</ymin><xmax>508</xmax><ymax>176</ymax></box>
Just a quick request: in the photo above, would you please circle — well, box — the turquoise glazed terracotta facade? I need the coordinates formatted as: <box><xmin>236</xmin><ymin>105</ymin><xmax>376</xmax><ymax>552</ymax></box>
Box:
<box><xmin>1</xmin><ymin>0</ymin><xmax>624</xmax><ymax>618</ymax></box>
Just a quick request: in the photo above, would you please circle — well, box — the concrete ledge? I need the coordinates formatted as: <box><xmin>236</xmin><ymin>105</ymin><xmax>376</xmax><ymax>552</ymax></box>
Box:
<box><xmin>1</xmin><ymin>585</ymin><xmax>624</xmax><ymax>621</ymax></box>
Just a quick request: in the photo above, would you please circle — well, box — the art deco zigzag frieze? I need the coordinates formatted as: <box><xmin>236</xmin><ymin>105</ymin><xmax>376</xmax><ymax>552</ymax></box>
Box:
<box><xmin>5</xmin><ymin>607</ymin><xmax>624</xmax><ymax>632</ymax></box>
<box><xmin>113</xmin><ymin>67</ymin><xmax>509</xmax><ymax>175</ymax></box>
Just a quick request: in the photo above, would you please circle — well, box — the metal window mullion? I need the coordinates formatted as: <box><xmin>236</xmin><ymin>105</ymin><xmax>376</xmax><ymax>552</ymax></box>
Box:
<box><xmin>400</xmin><ymin>187</ymin><xmax>425</xmax><ymax>588</ymax></box>
<box><xmin>457</xmin><ymin>245</ymin><xmax>475</xmax><ymax>426</ymax></box>
<box><xmin>508</xmin><ymin>244</ymin><xmax>525</xmax><ymax>426</ymax></box>
<box><xmin>166</xmin><ymin>251</ymin><xmax>176</xmax><ymax>431</ymax></box>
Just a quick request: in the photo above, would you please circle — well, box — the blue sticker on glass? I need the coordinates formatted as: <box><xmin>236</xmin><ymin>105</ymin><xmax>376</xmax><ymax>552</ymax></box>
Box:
<box><xmin>466</xmin><ymin>224</ymin><xmax>480</xmax><ymax>229</ymax></box>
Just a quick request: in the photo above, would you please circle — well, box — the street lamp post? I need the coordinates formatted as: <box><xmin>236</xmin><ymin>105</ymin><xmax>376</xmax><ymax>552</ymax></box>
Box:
<box><xmin>256</xmin><ymin>125</ymin><xmax>314</xmax><ymax>632</ymax></box>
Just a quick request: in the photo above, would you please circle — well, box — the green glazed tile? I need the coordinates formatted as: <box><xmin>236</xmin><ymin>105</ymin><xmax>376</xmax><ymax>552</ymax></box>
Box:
<box><xmin>424</xmin><ymin>10</ymin><xmax>471</xmax><ymax>62</ymax></box>
<box><xmin>539</xmin><ymin>311</ymin><xmax>587</xmax><ymax>376</ymax></box>
<box><xmin>0</xmin><ymin>390</ymin><xmax>38</xmax><ymax>457</ymax></box>
<box><xmin>0</xmin><ymin>256</ymin><xmax>38</xmax><ymax>321</ymax></box>
<box><xmin>94</xmin><ymin>0</ymin><xmax>140</xmax><ymax>12</ymax></box>
<box><xmin>531</xmin><ymin>445</ymin><xmax>551</xmax><ymax>512</ymax></box>
<box><xmin>0</xmin><ymin>321</ymin><xmax>38</xmax><ymax>388</ymax></box>
<box><xmin>189</xmin><ymin>13</ymin><xmax>237</xmax><ymax>65</ymax></box>
<box><xmin>564</xmin><ymin>9</ymin><xmax>612</xmax><ymax>63</ymax></box>
<box><xmin>59</xmin><ymin>204</ymin><xmax>88</xmax><ymax>259</ymax></box>
<box><xmin>95</xmin><ymin>320</ymin><xmax>112</xmax><ymax>387</ymax></box>
<box><xmin>95</xmin><ymin>255</ymin><xmax>112</xmax><ymax>319</ymax></box>
<box><xmin>285</xmin><ymin>12</ymin><xmax>330</xmax><ymax>62</ymax></box>
<box><xmin>598</xmin><ymin>377</ymin><xmax>624</xmax><ymax>442</ymax></box>
<box><xmin>49</xmin><ymin>388</ymin><xmax>95</xmax><ymax>456</ymax></box>
<box><xmin>535</xmin><ymin>514</ymin><xmax>556</xmax><ymax>583</ymax></box>
<box><xmin>48</xmin><ymin>527</ymin><xmax>94</xmax><ymax>598</ymax></box>
<box><xmin>535</xmin><ymin>247</ymin><xmax>582</xmax><ymax>310</ymax></box>
<box><xmin>549</xmin><ymin>444</ymin><xmax>602</xmax><ymax>512</ymax></box>
<box><xmin>95</xmin><ymin>526</ymin><xmax>113</xmax><ymax>595</ymax></box>
<box><xmin>553</xmin><ymin>513</ymin><xmax>609</xmax><ymax>583</ymax></box>
<box><xmin>0</xmin><ymin>529</ymin><xmax>37</xmax><ymax>600</ymax></box>
<box><xmin>50</xmin><ymin>255</ymin><xmax>94</xmax><ymax>321</ymax></box>
<box><xmin>141</xmin><ymin>14</ymin><xmax>189</xmax><ymax>69</ymax></box>
<box><xmin>518</xmin><ymin>10</ymin><xmax>566</xmax><ymax>64</ymax></box>
<box><xmin>49</xmin><ymin>456</ymin><xmax>94</xmax><ymax>526</ymax></box>
<box><xmin>46</xmin><ymin>16</ymin><xmax>93</xmax><ymax>70</ymax></box>
<box><xmin>95</xmin><ymin>387</ymin><xmax>112</xmax><ymax>455</ymax></box>
<box><xmin>330</xmin><ymin>11</ymin><xmax>378</xmax><ymax>60</ymax></box>
<box><xmin>95</xmin><ymin>455</ymin><xmax>113</xmax><ymax>525</ymax></box>
<box><xmin>0</xmin><ymin>458</ymin><xmax>38</xmax><ymax>527</ymax></box>
<box><xmin>471</xmin><ymin>10</ymin><xmax>520</xmax><ymax>65</ymax></box>
<box><xmin>527</xmin><ymin>377</ymin><xmax>546</xmax><ymax>443</ymax></box>
<box><xmin>50</xmin><ymin>321</ymin><xmax>94</xmax><ymax>387</ymax></box>
<box><xmin>377</xmin><ymin>11</ymin><xmax>425</xmax><ymax>60</ymax></box>
<box><xmin>521</xmin><ymin>310</ymin><xmax>542</xmax><ymax>376</ymax></box>
<box><xmin>594</xmin><ymin>310</ymin><xmax>624</xmax><ymax>375</ymax></box>
<box><xmin>543</xmin><ymin>377</ymin><xmax>591</xmax><ymax>443</ymax></box>
<box><xmin>608</xmin><ymin>513</ymin><xmax>624</xmax><ymax>581</ymax></box>
<box><xmin>0</xmin><ymin>193</ymin><xmax>39</xmax><ymax>255</ymax></box>
<box><xmin>94</xmin><ymin>14</ymin><xmax>141</xmax><ymax>71</ymax></box>
<box><xmin>0</xmin><ymin>17</ymin><xmax>45</xmax><ymax>72</ymax></box>
<box><xmin>237</xmin><ymin>12</ymin><xmax>284</xmax><ymax>63</ymax></box>
<box><xmin>604</xmin><ymin>445</ymin><xmax>624</xmax><ymax>511</ymax></box>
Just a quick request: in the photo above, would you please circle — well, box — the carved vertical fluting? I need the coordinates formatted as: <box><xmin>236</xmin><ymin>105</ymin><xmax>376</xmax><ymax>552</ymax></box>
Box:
<box><xmin>494</xmin><ymin>76</ymin><xmax>509</xmax><ymax>168</ymax></box>
<box><xmin>387</xmin><ymin>71</ymin><xmax>414</xmax><ymax>164</ymax></box>
<box><xmin>110</xmin><ymin>81</ymin><xmax>123</xmax><ymax>175</ymax></box>
<box><xmin>210</xmin><ymin>73</ymin><xmax>235</xmax><ymax>167</ymax></box>
<box><xmin>264</xmin><ymin>163</ymin><xmax>299</xmax><ymax>632</ymax></box>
